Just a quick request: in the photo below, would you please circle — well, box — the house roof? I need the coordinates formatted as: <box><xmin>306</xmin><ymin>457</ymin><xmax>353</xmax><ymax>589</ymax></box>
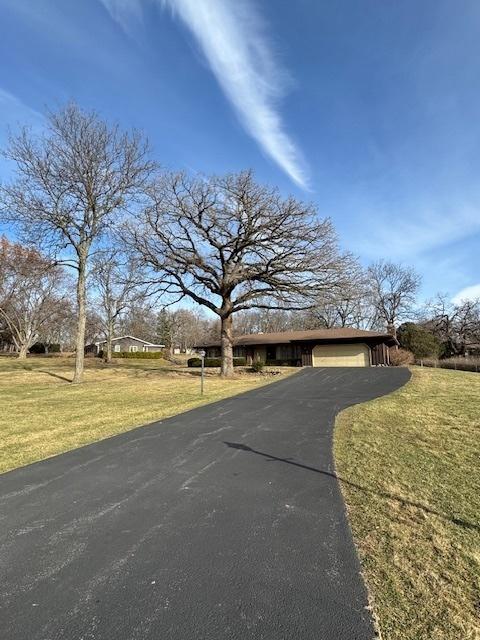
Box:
<box><xmin>94</xmin><ymin>335</ymin><xmax>165</xmax><ymax>347</ymax></box>
<box><xmin>199</xmin><ymin>328</ymin><xmax>397</xmax><ymax>348</ymax></box>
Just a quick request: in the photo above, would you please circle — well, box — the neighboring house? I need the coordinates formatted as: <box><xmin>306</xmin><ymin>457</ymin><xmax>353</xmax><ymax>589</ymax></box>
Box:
<box><xmin>197</xmin><ymin>328</ymin><xmax>397</xmax><ymax>367</ymax></box>
<box><xmin>172</xmin><ymin>346</ymin><xmax>195</xmax><ymax>355</ymax></box>
<box><xmin>85</xmin><ymin>335</ymin><xmax>165</xmax><ymax>355</ymax></box>
<box><xmin>465</xmin><ymin>343</ymin><xmax>480</xmax><ymax>357</ymax></box>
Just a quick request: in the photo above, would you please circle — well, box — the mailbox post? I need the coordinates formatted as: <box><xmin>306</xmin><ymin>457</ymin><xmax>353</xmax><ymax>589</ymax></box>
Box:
<box><xmin>198</xmin><ymin>350</ymin><xmax>206</xmax><ymax>395</ymax></box>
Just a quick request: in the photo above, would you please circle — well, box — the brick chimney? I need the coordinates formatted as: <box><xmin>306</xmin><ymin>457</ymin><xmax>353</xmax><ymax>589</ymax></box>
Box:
<box><xmin>386</xmin><ymin>323</ymin><xmax>396</xmax><ymax>338</ymax></box>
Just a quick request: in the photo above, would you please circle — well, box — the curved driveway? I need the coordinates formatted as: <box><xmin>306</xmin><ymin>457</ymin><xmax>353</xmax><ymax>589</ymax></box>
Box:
<box><xmin>0</xmin><ymin>367</ymin><xmax>410</xmax><ymax>640</ymax></box>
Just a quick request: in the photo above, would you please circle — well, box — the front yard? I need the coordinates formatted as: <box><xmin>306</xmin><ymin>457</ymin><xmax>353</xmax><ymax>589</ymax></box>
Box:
<box><xmin>0</xmin><ymin>356</ymin><xmax>289</xmax><ymax>474</ymax></box>
<box><xmin>335</xmin><ymin>367</ymin><xmax>480</xmax><ymax>640</ymax></box>
<box><xmin>3</xmin><ymin>357</ymin><xmax>479</xmax><ymax>637</ymax></box>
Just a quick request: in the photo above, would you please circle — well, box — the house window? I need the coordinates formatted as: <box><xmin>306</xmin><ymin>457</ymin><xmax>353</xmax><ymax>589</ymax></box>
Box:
<box><xmin>114</xmin><ymin>344</ymin><xmax>121</xmax><ymax>353</ymax></box>
<box><xmin>129</xmin><ymin>345</ymin><xmax>138</xmax><ymax>352</ymax></box>
<box><xmin>266</xmin><ymin>345</ymin><xmax>276</xmax><ymax>361</ymax></box>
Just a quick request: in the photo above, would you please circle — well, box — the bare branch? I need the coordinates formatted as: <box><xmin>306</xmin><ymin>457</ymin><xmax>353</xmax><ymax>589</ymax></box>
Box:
<box><xmin>129</xmin><ymin>170</ymin><xmax>353</xmax><ymax>376</ymax></box>
<box><xmin>0</xmin><ymin>102</ymin><xmax>154</xmax><ymax>381</ymax></box>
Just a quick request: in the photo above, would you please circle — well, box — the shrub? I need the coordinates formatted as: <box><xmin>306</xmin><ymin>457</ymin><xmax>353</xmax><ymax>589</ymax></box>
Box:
<box><xmin>29</xmin><ymin>343</ymin><xmax>45</xmax><ymax>354</ymax></box>
<box><xmin>29</xmin><ymin>342</ymin><xmax>61</xmax><ymax>354</ymax></box>
<box><xmin>251</xmin><ymin>360</ymin><xmax>264</xmax><ymax>373</ymax></box>
<box><xmin>397</xmin><ymin>322</ymin><xmax>441</xmax><ymax>358</ymax></box>
<box><xmin>389</xmin><ymin>348</ymin><xmax>414</xmax><ymax>366</ymax></box>
<box><xmin>187</xmin><ymin>357</ymin><xmax>246</xmax><ymax>368</ymax></box>
<box><xmin>111</xmin><ymin>351</ymin><xmax>165</xmax><ymax>359</ymax></box>
<box><xmin>265</xmin><ymin>359</ymin><xmax>301</xmax><ymax>367</ymax></box>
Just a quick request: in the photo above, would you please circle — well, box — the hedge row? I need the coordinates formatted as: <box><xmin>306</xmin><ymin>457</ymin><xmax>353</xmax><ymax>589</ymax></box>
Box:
<box><xmin>265</xmin><ymin>359</ymin><xmax>301</xmax><ymax>367</ymax></box>
<box><xmin>98</xmin><ymin>350</ymin><xmax>165</xmax><ymax>359</ymax></box>
<box><xmin>187</xmin><ymin>357</ymin><xmax>246</xmax><ymax>367</ymax></box>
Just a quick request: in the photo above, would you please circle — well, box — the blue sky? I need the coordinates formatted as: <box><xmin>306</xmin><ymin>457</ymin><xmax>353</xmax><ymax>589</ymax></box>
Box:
<box><xmin>1</xmin><ymin>0</ymin><xmax>479</xmax><ymax>302</ymax></box>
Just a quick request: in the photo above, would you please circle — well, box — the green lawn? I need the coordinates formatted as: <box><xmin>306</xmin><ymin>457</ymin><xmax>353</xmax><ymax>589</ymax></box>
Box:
<box><xmin>335</xmin><ymin>367</ymin><xmax>480</xmax><ymax>640</ymax></box>
<box><xmin>0</xmin><ymin>356</ymin><xmax>292</xmax><ymax>474</ymax></box>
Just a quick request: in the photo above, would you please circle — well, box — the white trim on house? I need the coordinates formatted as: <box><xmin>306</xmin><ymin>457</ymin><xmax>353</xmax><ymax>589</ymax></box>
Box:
<box><xmin>114</xmin><ymin>344</ymin><xmax>121</xmax><ymax>353</ymax></box>
<box><xmin>93</xmin><ymin>335</ymin><xmax>165</xmax><ymax>348</ymax></box>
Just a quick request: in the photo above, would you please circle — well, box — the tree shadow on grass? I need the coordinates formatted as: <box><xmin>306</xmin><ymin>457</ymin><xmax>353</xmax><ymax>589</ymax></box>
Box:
<box><xmin>38</xmin><ymin>370</ymin><xmax>72</xmax><ymax>383</ymax></box>
<box><xmin>224</xmin><ymin>441</ymin><xmax>480</xmax><ymax>533</ymax></box>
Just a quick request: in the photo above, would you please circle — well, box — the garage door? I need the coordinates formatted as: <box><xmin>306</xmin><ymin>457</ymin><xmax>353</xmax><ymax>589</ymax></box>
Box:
<box><xmin>312</xmin><ymin>343</ymin><xmax>370</xmax><ymax>367</ymax></box>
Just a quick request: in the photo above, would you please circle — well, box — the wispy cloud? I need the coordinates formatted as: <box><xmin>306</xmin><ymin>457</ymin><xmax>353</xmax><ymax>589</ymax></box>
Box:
<box><xmin>100</xmin><ymin>0</ymin><xmax>309</xmax><ymax>188</ymax></box>
<box><xmin>98</xmin><ymin>0</ymin><xmax>144</xmax><ymax>37</ymax></box>
<box><xmin>452</xmin><ymin>283</ymin><xmax>480</xmax><ymax>304</ymax></box>
<box><xmin>0</xmin><ymin>89</ymin><xmax>43</xmax><ymax>128</ymax></box>
<box><xmin>0</xmin><ymin>89</ymin><xmax>44</xmax><ymax>186</ymax></box>
<box><xmin>343</xmin><ymin>200</ymin><xmax>480</xmax><ymax>261</ymax></box>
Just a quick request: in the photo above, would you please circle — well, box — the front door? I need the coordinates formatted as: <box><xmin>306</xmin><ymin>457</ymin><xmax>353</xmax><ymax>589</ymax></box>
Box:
<box><xmin>266</xmin><ymin>346</ymin><xmax>276</xmax><ymax>361</ymax></box>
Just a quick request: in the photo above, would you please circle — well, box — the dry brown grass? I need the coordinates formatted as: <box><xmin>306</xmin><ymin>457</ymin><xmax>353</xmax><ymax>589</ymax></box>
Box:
<box><xmin>335</xmin><ymin>367</ymin><xmax>480</xmax><ymax>640</ymax></box>
<box><xmin>0</xmin><ymin>356</ymin><xmax>293</xmax><ymax>474</ymax></box>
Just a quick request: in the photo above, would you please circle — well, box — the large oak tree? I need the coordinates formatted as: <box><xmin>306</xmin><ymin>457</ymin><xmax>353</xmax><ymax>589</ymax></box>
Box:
<box><xmin>130</xmin><ymin>170</ymin><xmax>355</xmax><ymax>377</ymax></box>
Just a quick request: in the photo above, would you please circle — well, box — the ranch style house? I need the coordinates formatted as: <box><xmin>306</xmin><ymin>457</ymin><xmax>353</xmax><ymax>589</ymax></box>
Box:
<box><xmin>198</xmin><ymin>328</ymin><xmax>398</xmax><ymax>367</ymax></box>
<box><xmin>85</xmin><ymin>335</ymin><xmax>165</xmax><ymax>355</ymax></box>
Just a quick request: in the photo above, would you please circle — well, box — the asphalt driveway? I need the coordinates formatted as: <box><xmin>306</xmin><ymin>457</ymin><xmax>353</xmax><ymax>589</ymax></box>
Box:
<box><xmin>0</xmin><ymin>367</ymin><xmax>410</xmax><ymax>640</ymax></box>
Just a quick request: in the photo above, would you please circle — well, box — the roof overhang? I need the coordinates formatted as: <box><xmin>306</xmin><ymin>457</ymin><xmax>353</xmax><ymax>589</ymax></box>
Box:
<box><xmin>197</xmin><ymin>333</ymin><xmax>398</xmax><ymax>349</ymax></box>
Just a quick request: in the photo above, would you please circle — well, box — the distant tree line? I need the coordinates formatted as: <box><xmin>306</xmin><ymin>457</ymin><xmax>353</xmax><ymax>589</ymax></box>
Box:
<box><xmin>0</xmin><ymin>102</ymin><xmax>477</xmax><ymax>379</ymax></box>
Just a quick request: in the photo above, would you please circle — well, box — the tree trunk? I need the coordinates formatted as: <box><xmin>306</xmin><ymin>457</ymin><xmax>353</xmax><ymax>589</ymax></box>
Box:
<box><xmin>387</xmin><ymin>323</ymin><xmax>397</xmax><ymax>339</ymax></box>
<box><xmin>17</xmin><ymin>343</ymin><xmax>28</xmax><ymax>359</ymax></box>
<box><xmin>105</xmin><ymin>319</ymin><xmax>113</xmax><ymax>364</ymax></box>
<box><xmin>73</xmin><ymin>255</ymin><xmax>87</xmax><ymax>384</ymax></box>
<box><xmin>220</xmin><ymin>313</ymin><xmax>234</xmax><ymax>378</ymax></box>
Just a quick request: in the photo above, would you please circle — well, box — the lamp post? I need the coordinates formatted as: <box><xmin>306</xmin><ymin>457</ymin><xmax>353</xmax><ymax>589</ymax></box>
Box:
<box><xmin>198</xmin><ymin>350</ymin><xmax>206</xmax><ymax>395</ymax></box>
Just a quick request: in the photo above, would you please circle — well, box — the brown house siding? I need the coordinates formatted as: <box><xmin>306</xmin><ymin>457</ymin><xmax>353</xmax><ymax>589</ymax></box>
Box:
<box><xmin>370</xmin><ymin>343</ymin><xmax>390</xmax><ymax>366</ymax></box>
<box><xmin>207</xmin><ymin>341</ymin><xmax>392</xmax><ymax>366</ymax></box>
<box><xmin>200</xmin><ymin>329</ymin><xmax>396</xmax><ymax>367</ymax></box>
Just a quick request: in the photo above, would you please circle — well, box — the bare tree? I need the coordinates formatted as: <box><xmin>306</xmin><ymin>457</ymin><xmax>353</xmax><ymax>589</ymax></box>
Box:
<box><xmin>170</xmin><ymin>308</ymin><xmax>211</xmax><ymax>353</ymax></box>
<box><xmin>130</xmin><ymin>171</ymin><xmax>354</xmax><ymax>377</ymax></box>
<box><xmin>36</xmin><ymin>298</ymin><xmax>76</xmax><ymax>352</ymax></box>
<box><xmin>233</xmin><ymin>262</ymin><xmax>375</xmax><ymax>332</ymax></box>
<box><xmin>118</xmin><ymin>304</ymin><xmax>159</xmax><ymax>343</ymax></box>
<box><xmin>452</xmin><ymin>299</ymin><xmax>480</xmax><ymax>354</ymax></box>
<box><xmin>91</xmin><ymin>251</ymin><xmax>146</xmax><ymax>363</ymax></box>
<box><xmin>303</xmin><ymin>261</ymin><xmax>376</xmax><ymax>329</ymax></box>
<box><xmin>85</xmin><ymin>309</ymin><xmax>105</xmax><ymax>348</ymax></box>
<box><xmin>0</xmin><ymin>103</ymin><xmax>154</xmax><ymax>382</ymax></box>
<box><xmin>234</xmin><ymin>308</ymin><xmax>293</xmax><ymax>335</ymax></box>
<box><xmin>367</xmin><ymin>260</ymin><xmax>420</xmax><ymax>337</ymax></box>
<box><xmin>422</xmin><ymin>294</ymin><xmax>480</xmax><ymax>356</ymax></box>
<box><xmin>0</xmin><ymin>237</ymin><xmax>66</xmax><ymax>358</ymax></box>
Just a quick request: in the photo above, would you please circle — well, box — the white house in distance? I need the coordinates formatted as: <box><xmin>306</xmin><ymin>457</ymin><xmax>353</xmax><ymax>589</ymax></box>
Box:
<box><xmin>86</xmin><ymin>335</ymin><xmax>165</xmax><ymax>355</ymax></box>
